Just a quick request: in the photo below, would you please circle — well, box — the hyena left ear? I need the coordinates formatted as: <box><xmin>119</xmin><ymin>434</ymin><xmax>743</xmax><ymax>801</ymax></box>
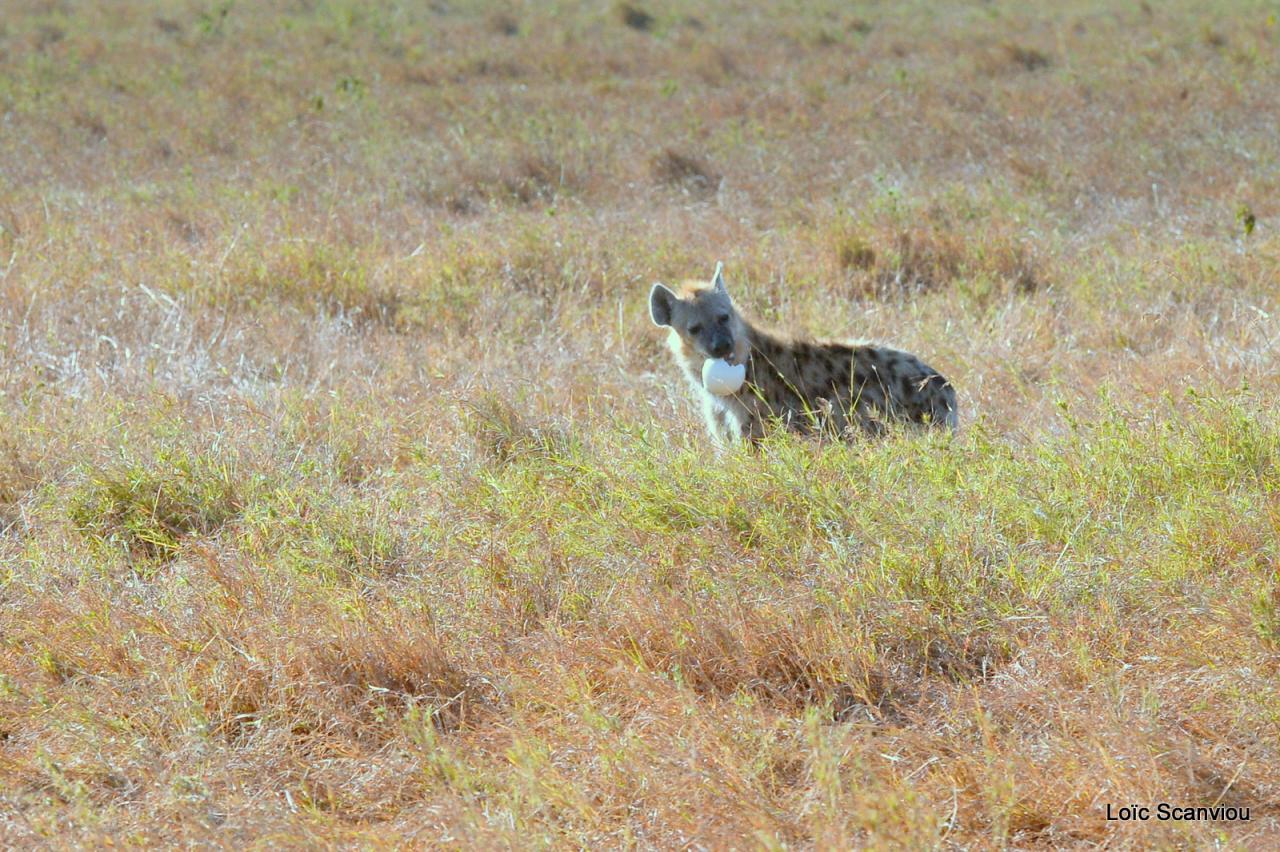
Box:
<box><xmin>711</xmin><ymin>261</ymin><xmax>726</xmax><ymax>293</ymax></box>
<box><xmin>649</xmin><ymin>283</ymin><xmax>677</xmax><ymax>327</ymax></box>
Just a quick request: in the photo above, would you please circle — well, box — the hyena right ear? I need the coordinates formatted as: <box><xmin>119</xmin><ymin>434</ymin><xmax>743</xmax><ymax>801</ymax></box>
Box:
<box><xmin>649</xmin><ymin>283</ymin><xmax>677</xmax><ymax>327</ymax></box>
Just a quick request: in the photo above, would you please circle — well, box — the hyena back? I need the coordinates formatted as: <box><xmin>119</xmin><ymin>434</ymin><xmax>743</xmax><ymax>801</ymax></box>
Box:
<box><xmin>649</xmin><ymin>264</ymin><xmax>958</xmax><ymax>444</ymax></box>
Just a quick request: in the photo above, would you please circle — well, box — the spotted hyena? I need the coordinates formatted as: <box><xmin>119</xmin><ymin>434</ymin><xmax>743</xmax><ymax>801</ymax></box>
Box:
<box><xmin>649</xmin><ymin>263</ymin><xmax>957</xmax><ymax>444</ymax></box>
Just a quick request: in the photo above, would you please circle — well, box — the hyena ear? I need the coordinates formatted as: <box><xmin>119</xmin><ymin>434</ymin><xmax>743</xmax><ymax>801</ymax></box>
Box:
<box><xmin>710</xmin><ymin>261</ymin><xmax>726</xmax><ymax>293</ymax></box>
<box><xmin>649</xmin><ymin>283</ymin><xmax>677</xmax><ymax>327</ymax></box>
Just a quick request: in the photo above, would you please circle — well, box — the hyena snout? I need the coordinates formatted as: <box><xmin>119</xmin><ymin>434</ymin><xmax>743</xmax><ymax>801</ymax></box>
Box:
<box><xmin>707</xmin><ymin>333</ymin><xmax>733</xmax><ymax>359</ymax></box>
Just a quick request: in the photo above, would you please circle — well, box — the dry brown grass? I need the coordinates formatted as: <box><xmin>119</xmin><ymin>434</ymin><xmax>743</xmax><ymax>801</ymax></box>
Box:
<box><xmin>2</xmin><ymin>0</ymin><xmax>1280</xmax><ymax>847</ymax></box>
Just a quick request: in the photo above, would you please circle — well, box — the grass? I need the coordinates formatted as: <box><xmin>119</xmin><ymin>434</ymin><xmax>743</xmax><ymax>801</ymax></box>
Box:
<box><xmin>2</xmin><ymin>0</ymin><xmax>1280</xmax><ymax>846</ymax></box>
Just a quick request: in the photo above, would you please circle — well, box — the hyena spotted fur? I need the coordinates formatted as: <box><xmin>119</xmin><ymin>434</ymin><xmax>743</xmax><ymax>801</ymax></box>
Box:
<box><xmin>649</xmin><ymin>264</ymin><xmax>958</xmax><ymax>444</ymax></box>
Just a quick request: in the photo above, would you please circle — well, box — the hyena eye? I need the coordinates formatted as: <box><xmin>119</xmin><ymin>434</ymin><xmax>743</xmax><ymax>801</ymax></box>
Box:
<box><xmin>717</xmin><ymin>314</ymin><xmax>730</xmax><ymax>323</ymax></box>
<box><xmin>687</xmin><ymin>323</ymin><xmax>703</xmax><ymax>335</ymax></box>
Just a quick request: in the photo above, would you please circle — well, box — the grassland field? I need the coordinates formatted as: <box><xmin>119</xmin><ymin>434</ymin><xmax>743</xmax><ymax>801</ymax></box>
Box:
<box><xmin>2</xmin><ymin>0</ymin><xmax>1280</xmax><ymax>847</ymax></box>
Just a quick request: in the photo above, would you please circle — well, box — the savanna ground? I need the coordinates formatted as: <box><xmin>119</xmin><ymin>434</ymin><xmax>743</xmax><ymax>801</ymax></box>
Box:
<box><xmin>1</xmin><ymin>0</ymin><xmax>1279</xmax><ymax>847</ymax></box>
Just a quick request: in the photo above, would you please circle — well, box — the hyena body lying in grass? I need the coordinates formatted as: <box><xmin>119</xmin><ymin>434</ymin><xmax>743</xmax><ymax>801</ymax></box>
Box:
<box><xmin>649</xmin><ymin>264</ymin><xmax>958</xmax><ymax>444</ymax></box>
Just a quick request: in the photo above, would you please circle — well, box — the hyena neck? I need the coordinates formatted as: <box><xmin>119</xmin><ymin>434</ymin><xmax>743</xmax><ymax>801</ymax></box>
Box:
<box><xmin>731</xmin><ymin>316</ymin><xmax>755</xmax><ymax>366</ymax></box>
<box><xmin>666</xmin><ymin>329</ymin><xmax>704</xmax><ymax>385</ymax></box>
<box><xmin>741</xmin><ymin>321</ymin><xmax>786</xmax><ymax>374</ymax></box>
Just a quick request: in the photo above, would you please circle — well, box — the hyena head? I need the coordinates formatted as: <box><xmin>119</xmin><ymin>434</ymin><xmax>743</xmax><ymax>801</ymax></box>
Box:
<box><xmin>649</xmin><ymin>262</ymin><xmax>746</xmax><ymax>363</ymax></box>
